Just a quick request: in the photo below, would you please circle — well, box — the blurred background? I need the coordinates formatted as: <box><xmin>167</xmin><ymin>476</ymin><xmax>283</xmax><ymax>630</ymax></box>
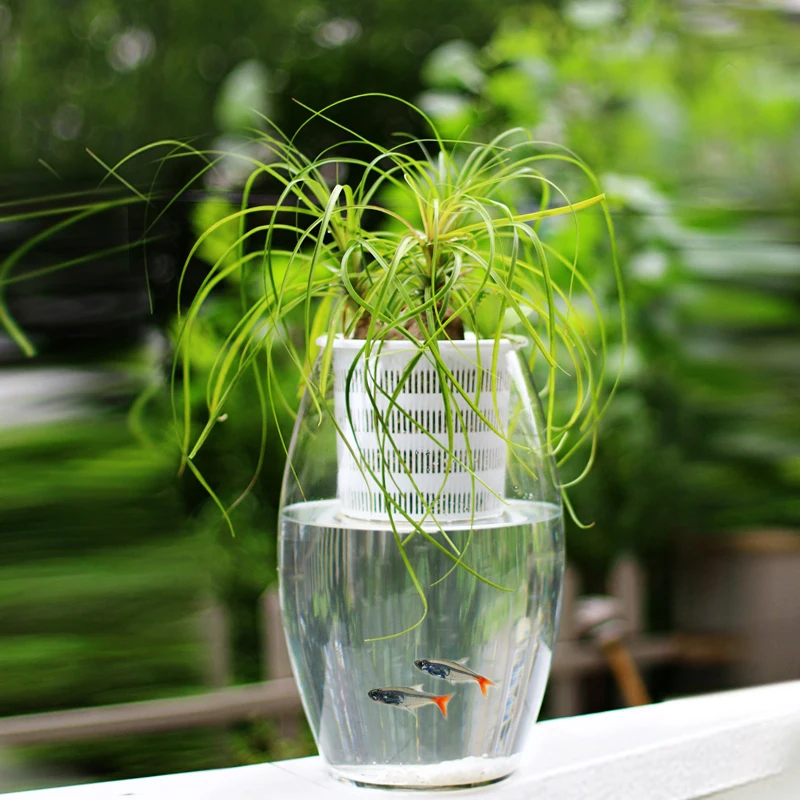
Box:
<box><xmin>0</xmin><ymin>0</ymin><xmax>798</xmax><ymax>791</ymax></box>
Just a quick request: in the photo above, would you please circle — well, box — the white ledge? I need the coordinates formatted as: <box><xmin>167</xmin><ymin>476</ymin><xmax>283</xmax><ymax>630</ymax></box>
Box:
<box><xmin>5</xmin><ymin>681</ymin><xmax>800</xmax><ymax>800</ymax></box>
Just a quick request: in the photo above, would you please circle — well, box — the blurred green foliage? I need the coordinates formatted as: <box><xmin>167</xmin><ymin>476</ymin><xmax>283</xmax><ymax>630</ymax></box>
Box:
<box><xmin>0</xmin><ymin>418</ymin><xmax>205</xmax><ymax>710</ymax></box>
<box><xmin>0</xmin><ymin>0</ymin><xmax>531</xmax><ymax>179</ymax></box>
<box><xmin>417</xmin><ymin>0</ymin><xmax>800</xmax><ymax>579</ymax></box>
<box><xmin>0</xmin><ymin>405</ymin><xmax>223</xmax><ymax>781</ymax></box>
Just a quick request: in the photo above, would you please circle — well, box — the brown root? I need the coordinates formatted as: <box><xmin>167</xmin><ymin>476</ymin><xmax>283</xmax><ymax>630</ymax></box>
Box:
<box><xmin>353</xmin><ymin>308</ymin><xmax>464</xmax><ymax>341</ymax></box>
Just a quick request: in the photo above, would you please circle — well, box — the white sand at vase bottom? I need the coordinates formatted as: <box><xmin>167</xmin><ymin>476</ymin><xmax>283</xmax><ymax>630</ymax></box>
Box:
<box><xmin>330</xmin><ymin>754</ymin><xmax>521</xmax><ymax>788</ymax></box>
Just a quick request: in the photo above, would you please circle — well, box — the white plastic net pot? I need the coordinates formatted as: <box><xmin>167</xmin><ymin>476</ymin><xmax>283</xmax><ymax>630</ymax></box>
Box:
<box><xmin>328</xmin><ymin>336</ymin><xmax>518</xmax><ymax>524</ymax></box>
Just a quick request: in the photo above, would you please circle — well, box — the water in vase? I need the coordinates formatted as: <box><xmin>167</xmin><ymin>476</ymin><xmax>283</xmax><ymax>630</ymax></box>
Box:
<box><xmin>279</xmin><ymin>499</ymin><xmax>564</xmax><ymax>789</ymax></box>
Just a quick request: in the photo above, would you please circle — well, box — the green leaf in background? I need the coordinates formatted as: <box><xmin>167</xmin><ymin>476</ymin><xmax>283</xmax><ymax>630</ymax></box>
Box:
<box><xmin>475</xmin><ymin>294</ymin><xmax>504</xmax><ymax>339</ymax></box>
<box><xmin>421</xmin><ymin>40</ymin><xmax>485</xmax><ymax>93</ymax></box>
<box><xmin>416</xmin><ymin>91</ymin><xmax>474</xmax><ymax>140</ymax></box>
<box><xmin>214</xmin><ymin>60</ymin><xmax>272</xmax><ymax>133</ymax></box>
<box><xmin>191</xmin><ymin>197</ymin><xmax>241</xmax><ymax>273</ymax></box>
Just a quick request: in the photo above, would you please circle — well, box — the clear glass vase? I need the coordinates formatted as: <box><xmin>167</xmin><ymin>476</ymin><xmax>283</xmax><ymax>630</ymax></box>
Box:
<box><xmin>278</xmin><ymin>338</ymin><xmax>565</xmax><ymax>790</ymax></box>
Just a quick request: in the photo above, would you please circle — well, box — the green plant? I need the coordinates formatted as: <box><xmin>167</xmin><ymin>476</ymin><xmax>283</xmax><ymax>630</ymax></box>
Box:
<box><xmin>157</xmin><ymin>95</ymin><xmax>625</xmax><ymax>624</ymax></box>
<box><xmin>1</xmin><ymin>95</ymin><xmax>625</xmax><ymax>636</ymax></box>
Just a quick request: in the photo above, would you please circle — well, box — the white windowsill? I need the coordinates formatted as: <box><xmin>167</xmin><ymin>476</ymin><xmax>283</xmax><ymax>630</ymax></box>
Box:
<box><xmin>5</xmin><ymin>681</ymin><xmax>800</xmax><ymax>800</ymax></box>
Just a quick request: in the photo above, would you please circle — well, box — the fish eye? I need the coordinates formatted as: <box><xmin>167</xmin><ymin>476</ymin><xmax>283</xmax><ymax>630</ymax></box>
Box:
<box><xmin>414</xmin><ymin>659</ymin><xmax>427</xmax><ymax>668</ymax></box>
<box><xmin>368</xmin><ymin>689</ymin><xmax>381</xmax><ymax>701</ymax></box>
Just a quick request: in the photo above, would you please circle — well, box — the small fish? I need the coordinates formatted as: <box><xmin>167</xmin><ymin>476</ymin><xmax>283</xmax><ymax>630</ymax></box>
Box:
<box><xmin>367</xmin><ymin>686</ymin><xmax>453</xmax><ymax>718</ymax></box>
<box><xmin>414</xmin><ymin>658</ymin><xmax>496</xmax><ymax>696</ymax></box>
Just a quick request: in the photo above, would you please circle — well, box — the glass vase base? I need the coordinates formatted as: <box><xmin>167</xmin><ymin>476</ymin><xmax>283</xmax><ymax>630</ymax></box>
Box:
<box><xmin>330</xmin><ymin>755</ymin><xmax>519</xmax><ymax>790</ymax></box>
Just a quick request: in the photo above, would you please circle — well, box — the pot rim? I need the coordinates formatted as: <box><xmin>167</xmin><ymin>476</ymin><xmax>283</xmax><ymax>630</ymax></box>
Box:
<box><xmin>316</xmin><ymin>333</ymin><xmax>526</xmax><ymax>352</ymax></box>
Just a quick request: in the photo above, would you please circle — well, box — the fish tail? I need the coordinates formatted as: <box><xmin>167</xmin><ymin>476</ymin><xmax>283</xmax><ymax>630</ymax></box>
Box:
<box><xmin>431</xmin><ymin>694</ymin><xmax>453</xmax><ymax>718</ymax></box>
<box><xmin>476</xmin><ymin>676</ymin><xmax>496</xmax><ymax>697</ymax></box>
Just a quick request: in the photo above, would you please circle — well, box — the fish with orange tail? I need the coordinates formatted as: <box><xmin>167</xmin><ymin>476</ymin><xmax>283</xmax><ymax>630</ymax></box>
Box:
<box><xmin>367</xmin><ymin>686</ymin><xmax>453</xmax><ymax>718</ymax></box>
<box><xmin>414</xmin><ymin>658</ymin><xmax>496</xmax><ymax>696</ymax></box>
